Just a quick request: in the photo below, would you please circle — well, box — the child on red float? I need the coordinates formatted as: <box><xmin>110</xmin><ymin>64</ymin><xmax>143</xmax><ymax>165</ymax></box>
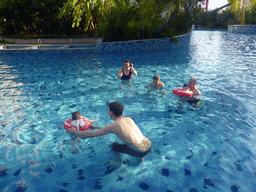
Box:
<box><xmin>185</xmin><ymin>78</ymin><xmax>201</xmax><ymax>106</ymax></box>
<box><xmin>188</xmin><ymin>77</ymin><xmax>201</xmax><ymax>96</ymax></box>
<box><xmin>63</xmin><ymin>111</ymin><xmax>98</xmax><ymax>152</ymax></box>
<box><xmin>177</xmin><ymin>78</ymin><xmax>201</xmax><ymax>107</ymax></box>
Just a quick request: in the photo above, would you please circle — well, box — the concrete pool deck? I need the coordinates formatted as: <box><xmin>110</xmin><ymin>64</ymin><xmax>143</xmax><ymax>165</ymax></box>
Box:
<box><xmin>1</xmin><ymin>37</ymin><xmax>97</xmax><ymax>45</ymax></box>
<box><xmin>0</xmin><ymin>38</ymin><xmax>98</xmax><ymax>51</ymax></box>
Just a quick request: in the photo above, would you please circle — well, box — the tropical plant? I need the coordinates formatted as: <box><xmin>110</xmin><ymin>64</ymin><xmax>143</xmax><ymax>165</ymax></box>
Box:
<box><xmin>229</xmin><ymin>0</ymin><xmax>256</xmax><ymax>24</ymax></box>
<box><xmin>0</xmin><ymin>0</ymin><xmax>89</xmax><ymax>36</ymax></box>
<box><xmin>97</xmin><ymin>0</ymin><xmax>173</xmax><ymax>41</ymax></box>
<box><xmin>0</xmin><ymin>0</ymin><xmax>34</xmax><ymax>35</ymax></box>
<box><xmin>57</xmin><ymin>0</ymin><xmax>207</xmax><ymax>41</ymax></box>
<box><xmin>198</xmin><ymin>7</ymin><xmax>239</xmax><ymax>29</ymax></box>
<box><xmin>244</xmin><ymin>6</ymin><xmax>256</xmax><ymax>24</ymax></box>
<box><xmin>97</xmin><ymin>0</ymin><xmax>141</xmax><ymax>41</ymax></box>
<box><xmin>57</xmin><ymin>0</ymin><xmax>116</xmax><ymax>35</ymax></box>
<box><xmin>156</xmin><ymin>0</ymin><xmax>206</xmax><ymax>35</ymax></box>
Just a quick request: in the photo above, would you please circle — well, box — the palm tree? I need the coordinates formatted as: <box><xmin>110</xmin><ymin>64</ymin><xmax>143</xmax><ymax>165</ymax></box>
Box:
<box><xmin>229</xmin><ymin>0</ymin><xmax>256</xmax><ymax>24</ymax></box>
<box><xmin>57</xmin><ymin>0</ymin><xmax>116</xmax><ymax>33</ymax></box>
<box><xmin>156</xmin><ymin>0</ymin><xmax>207</xmax><ymax>34</ymax></box>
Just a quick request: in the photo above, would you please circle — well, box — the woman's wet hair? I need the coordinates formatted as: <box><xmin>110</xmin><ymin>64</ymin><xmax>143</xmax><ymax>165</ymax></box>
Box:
<box><xmin>124</xmin><ymin>60</ymin><xmax>130</xmax><ymax>64</ymax></box>
<box><xmin>72</xmin><ymin>111</ymin><xmax>81</xmax><ymax>120</ymax></box>
<box><xmin>109</xmin><ymin>102</ymin><xmax>124</xmax><ymax>117</ymax></box>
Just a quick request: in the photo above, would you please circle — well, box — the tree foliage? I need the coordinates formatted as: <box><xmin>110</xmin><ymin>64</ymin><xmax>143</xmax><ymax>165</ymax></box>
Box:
<box><xmin>97</xmin><ymin>0</ymin><xmax>165</xmax><ymax>41</ymax></box>
<box><xmin>1</xmin><ymin>0</ymin><xmax>255</xmax><ymax>38</ymax></box>
<box><xmin>229</xmin><ymin>0</ymin><xmax>256</xmax><ymax>24</ymax></box>
<box><xmin>198</xmin><ymin>8</ymin><xmax>238</xmax><ymax>29</ymax></box>
<box><xmin>97</xmin><ymin>0</ymin><xmax>206</xmax><ymax>41</ymax></box>
<box><xmin>198</xmin><ymin>1</ymin><xmax>256</xmax><ymax>28</ymax></box>
<box><xmin>0</xmin><ymin>0</ymin><xmax>91</xmax><ymax>36</ymax></box>
<box><xmin>57</xmin><ymin>0</ymin><xmax>115</xmax><ymax>34</ymax></box>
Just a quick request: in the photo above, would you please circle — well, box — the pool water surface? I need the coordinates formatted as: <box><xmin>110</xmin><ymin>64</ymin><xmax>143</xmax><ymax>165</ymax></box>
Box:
<box><xmin>0</xmin><ymin>30</ymin><xmax>256</xmax><ymax>192</ymax></box>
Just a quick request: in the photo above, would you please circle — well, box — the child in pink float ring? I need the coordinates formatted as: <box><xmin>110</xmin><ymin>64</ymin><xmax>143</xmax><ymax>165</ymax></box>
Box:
<box><xmin>178</xmin><ymin>78</ymin><xmax>201</xmax><ymax>107</ymax></box>
<box><xmin>186</xmin><ymin>77</ymin><xmax>201</xmax><ymax>106</ymax></box>
<box><xmin>64</xmin><ymin>111</ymin><xmax>98</xmax><ymax>152</ymax></box>
<box><xmin>188</xmin><ymin>77</ymin><xmax>201</xmax><ymax>96</ymax></box>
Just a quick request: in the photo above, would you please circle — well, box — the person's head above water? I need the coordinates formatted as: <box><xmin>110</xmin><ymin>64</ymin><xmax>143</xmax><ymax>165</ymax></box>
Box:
<box><xmin>153</xmin><ymin>75</ymin><xmax>160</xmax><ymax>81</ymax></box>
<box><xmin>108</xmin><ymin>102</ymin><xmax>124</xmax><ymax>118</ymax></box>
<box><xmin>188</xmin><ymin>77</ymin><xmax>197</xmax><ymax>88</ymax></box>
<box><xmin>72</xmin><ymin>111</ymin><xmax>81</xmax><ymax>120</ymax></box>
<box><xmin>152</xmin><ymin>75</ymin><xmax>161</xmax><ymax>85</ymax></box>
<box><xmin>123</xmin><ymin>60</ymin><xmax>130</xmax><ymax>68</ymax></box>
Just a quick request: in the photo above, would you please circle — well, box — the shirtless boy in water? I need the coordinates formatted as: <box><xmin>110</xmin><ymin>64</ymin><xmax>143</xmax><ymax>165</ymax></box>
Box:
<box><xmin>145</xmin><ymin>75</ymin><xmax>167</xmax><ymax>94</ymax></box>
<box><xmin>67</xmin><ymin>102</ymin><xmax>152</xmax><ymax>158</ymax></box>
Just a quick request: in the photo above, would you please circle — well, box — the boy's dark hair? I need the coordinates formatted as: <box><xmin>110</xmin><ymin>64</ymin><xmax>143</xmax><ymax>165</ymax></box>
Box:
<box><xmin>183</xmin><ymin>83</ymin><xmax>188</xmax><ymax>87</ymax></box>
<box><xmin>109</xmin><ymin>102</ymin><xmax>124</xmax><ymax>117</ymax></box>
<box><xmin>153</xmin><ymin>75</ymin><xmax>160</xmax><ymax>80</ymax></box>
<box><xmin>72</xmin><ymin>111</ymin><xmax>81</xmax><ymax>120</ymax></box>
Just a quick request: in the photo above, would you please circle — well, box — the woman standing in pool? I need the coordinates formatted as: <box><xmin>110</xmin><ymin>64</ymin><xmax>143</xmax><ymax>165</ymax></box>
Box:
<box><xmin>117</xmin><ymin>60</ymin><xmax>137</xmax><ymax>81</ymax></box>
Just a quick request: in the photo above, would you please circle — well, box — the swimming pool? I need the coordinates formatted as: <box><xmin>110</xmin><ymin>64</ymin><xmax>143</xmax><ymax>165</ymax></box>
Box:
<box><xmin>0</xmin><ymin>30</ymin><xmax>255</xmax><ymax>192</ymax></box>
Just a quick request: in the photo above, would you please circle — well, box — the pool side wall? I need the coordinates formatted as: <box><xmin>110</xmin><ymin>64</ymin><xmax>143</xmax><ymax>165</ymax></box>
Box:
<box><xmin>228</xmin><ymin>25</ymin><xmax>256</xmax><ymax>34</ymax></box>
<box><xmin>0</xmin><ymin>33</ymin><xmax>191</xmax><ymax>52</ymax></box>
<box><xmin>97</xmin><ymin>32</ymin><xmax>192</xmax><ymax>52</ymax></box>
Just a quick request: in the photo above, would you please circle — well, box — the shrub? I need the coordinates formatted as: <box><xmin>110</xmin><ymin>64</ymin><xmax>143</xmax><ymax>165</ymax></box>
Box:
<box><xmin>97</xmin><ymin>0</ymin><xmax>165</xmax><ymax>42</ymax></box>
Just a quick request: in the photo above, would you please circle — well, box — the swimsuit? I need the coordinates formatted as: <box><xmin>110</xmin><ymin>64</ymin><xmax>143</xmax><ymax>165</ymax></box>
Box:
<box><xmin>71</xmin><ymin>119</ymin><xmax>85</xmax><ymax>130</ymax></box>
<box><xmin>121</xmin><ymin>68</ymin><xmax>132</xmax><ymax>80</ymax></box>
<box><xmin>63</xmin><ymin>117</ymin><xmax>92</xmax><ymax>140</ymax></box>
<box><xmin>187</xmin><ymin>98</ymin><xmax>201</xmax><ymax>105</ymax></box>
<box><xmin>111</xmin><ymin>137</ymin><xmax>152</xmax><ymax>157</ymax></box>
<box><xmin>187</xmin><ymin>95</ymin><xmax>201</xmax><ymax>105</ymax></box>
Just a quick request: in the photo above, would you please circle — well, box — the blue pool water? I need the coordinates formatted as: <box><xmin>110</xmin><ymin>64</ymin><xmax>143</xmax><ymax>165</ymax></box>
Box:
<box><xmin>0</xmin><ymin>30</ymin><xmax>256</xmax><ymax>192</ymax></box>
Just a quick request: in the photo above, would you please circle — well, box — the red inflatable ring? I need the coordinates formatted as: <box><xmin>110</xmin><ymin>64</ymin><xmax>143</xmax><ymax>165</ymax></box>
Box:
<box><xmin>172</xmin><ymin>87</ymin><xmax>193</xmax><ymax>97</ymax></box>
<box><xmin>63</xmin><ymin>116</ymin><xmax>92</xmax><ymax>131</ymax></box>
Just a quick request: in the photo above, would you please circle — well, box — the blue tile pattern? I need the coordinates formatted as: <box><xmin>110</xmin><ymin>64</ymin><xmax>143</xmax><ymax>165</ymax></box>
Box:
<box><xmin>97</xmin><ymin>32</ymin><xmax>192</xmax><ymax>52</ymax></box>
<box><xmin>228</xmin><ymin>25</ymin><xmax>256</xmax><ymax>34</ymax></box>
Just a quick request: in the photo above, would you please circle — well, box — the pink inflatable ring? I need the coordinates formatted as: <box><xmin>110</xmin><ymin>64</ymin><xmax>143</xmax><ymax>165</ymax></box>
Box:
<box><xmin>63</xmin><ymin>116</ymin><xmax>92</xmax><ymax>131</ymax></box>
<box><xmin>172</xmin><ymin>87</ymin><xmax>193</xmax><ymax>97</ymax></box>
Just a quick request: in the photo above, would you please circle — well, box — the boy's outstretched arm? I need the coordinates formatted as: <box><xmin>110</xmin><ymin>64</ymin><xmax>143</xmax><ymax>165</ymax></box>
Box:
<box><xmin>90</xmin><ymin>125</ymin><xmax>102</xmax><ymax>130</ymax></box>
